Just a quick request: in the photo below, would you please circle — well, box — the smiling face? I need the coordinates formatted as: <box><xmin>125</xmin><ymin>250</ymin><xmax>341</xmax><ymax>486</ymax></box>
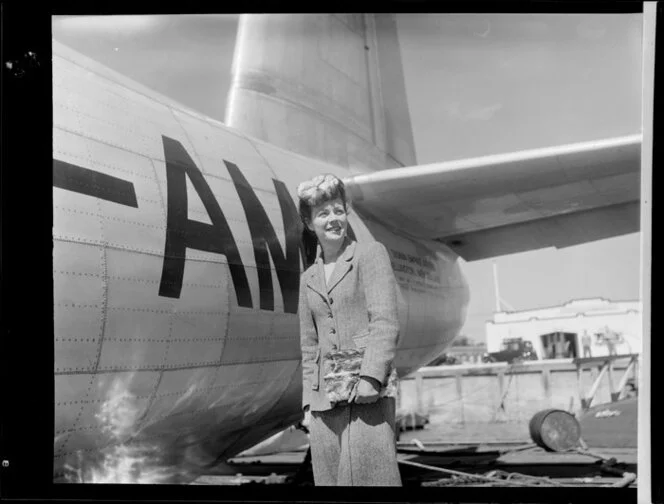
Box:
<box><xmin>306</xmin><ymin>197</ymin><xmax>348</xmax><ymax>247</ymax></box>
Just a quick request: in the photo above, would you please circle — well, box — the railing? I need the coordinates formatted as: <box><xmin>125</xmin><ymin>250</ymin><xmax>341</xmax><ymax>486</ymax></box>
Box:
<box><xmin>399</xmin><ymin>353</ymin><xmax>639</xmax><ymax>418</ymax></box>
<box><xmin>574</xmin><ymin>354</ymin><xmax>639</xmax><ymax>410</ymax></box>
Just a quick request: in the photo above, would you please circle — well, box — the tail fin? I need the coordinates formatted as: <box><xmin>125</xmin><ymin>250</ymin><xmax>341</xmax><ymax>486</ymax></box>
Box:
<box><xmin>225</xmin><ymin>14</ymin><xmax>416</xmax><ymax>172</ymax></box>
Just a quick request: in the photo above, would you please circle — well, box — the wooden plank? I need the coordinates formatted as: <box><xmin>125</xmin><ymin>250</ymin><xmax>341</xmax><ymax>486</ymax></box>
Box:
<box><xmin>415</xmin><ymin>371</ymin><xmax>424</xmax><ymax>414</ymax></box>
<box><xmin>408</xmin><ymin>355</ymin><xmax>637</xmax><ymax>380</ymax></box>
<box><xmin>455</xmin><ymin>374</ymin><xmax>465</xmax><ymax>423</ymax></box>
<box><xmin>573</xmin><ymin>353</ymin><xmax>640</xmax><ymax>368</ymax></box>
<box><xmin>496</xmin><ymin>370</ymin><xmax>506</xmax><ymax>414</ymax></box>
<box><xmin>583</xmin><ymin>362</ymin><xmax>609</xmax><ymax>410</ymax></box>
<box><xmin>455</xmin><ymin>373</ymin><xmax>463</xmax><ymax>399</ymax></box>
<box><xmin>576</xmin><ymin>366</ymin><xmax>584</xmax><ymax>412</ymax></box>
<box><xmin>615</xmin><ymin>358</ymin><xmax>636</xmax><ymax>401</ymax></box>
<box><xmin>542</xmin><ymin>368</ymin><xmax>552</xmax><ymax>400</ymax></box>
<box><xmin>497</xmin><ymin>370</ymin><xmax>505</xmax><ymax>397</ymax></box>
<box><xmin>607</xmin><ymin>359</ymin><xmax>617</xmax><ymax>401</ymax></box>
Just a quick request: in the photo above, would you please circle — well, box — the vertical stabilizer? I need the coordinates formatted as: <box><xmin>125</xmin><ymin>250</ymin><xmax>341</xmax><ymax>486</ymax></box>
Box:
<box><xmin>225</xmin><ymin>14</ymin><xmax>417</xmax><ymax>172</ymax></box>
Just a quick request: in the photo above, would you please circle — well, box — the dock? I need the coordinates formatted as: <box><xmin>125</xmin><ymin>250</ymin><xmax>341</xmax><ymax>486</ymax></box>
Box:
<box><xmin>398</xmin><ymin>354</ymin><xmax>639</xmax><ymax>424</ymax></box>
<box><xmin>191</xmin><ymin>442</ymin><xmax>636</xmax><ymax>487</ymax></box>
<box><xmin>192</xmin><ymin>354</ymin><xmax>638</xmax><ymax>487</ymax></box>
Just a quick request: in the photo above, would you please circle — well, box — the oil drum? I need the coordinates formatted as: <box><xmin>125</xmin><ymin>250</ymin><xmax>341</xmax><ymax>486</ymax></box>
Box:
<box><xmin>529</xmin><ymin>409</ymin><xmax>581</xmax><ymax>452</ymax></box>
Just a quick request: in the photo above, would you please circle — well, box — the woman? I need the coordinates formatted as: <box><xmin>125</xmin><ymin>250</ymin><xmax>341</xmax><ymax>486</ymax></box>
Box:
<box><xmin>296</xmin><ymin>173</ymin><xmax>402</xmax><ymax>486</ymax></box>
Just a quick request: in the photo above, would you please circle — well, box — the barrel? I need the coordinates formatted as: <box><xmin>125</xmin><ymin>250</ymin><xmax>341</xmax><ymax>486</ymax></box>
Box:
<box><xmin>529</xmin><ymin>409</ymin><xmax>581</xmax><ymax>452</ymax></box>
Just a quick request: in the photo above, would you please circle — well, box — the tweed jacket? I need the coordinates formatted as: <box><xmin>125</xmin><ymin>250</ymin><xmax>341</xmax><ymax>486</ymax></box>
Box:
<box><xmin>299</xmin><ymin>237</ymin><xmax>400</xmax><ymax>412</ymax></box>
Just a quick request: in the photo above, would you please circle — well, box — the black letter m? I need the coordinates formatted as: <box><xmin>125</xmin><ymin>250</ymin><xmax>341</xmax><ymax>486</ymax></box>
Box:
<box><xmin>226</xmin><ymin>161</ymin><xmax>303</xmax><ymax>313</ymax></box>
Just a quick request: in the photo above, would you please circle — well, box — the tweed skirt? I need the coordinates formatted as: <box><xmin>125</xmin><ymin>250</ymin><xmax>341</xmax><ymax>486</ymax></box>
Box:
<box><xmin>309</xmin><ymin>397</ymin><xmax>402</xmax><ymax>486</ymax></box>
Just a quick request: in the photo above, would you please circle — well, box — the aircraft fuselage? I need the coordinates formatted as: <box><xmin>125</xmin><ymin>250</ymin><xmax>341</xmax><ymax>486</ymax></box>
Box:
<box><xmin>53</xmin><ymin>41</ymin><xmax>469</xmax><ymax>482</ymax></box>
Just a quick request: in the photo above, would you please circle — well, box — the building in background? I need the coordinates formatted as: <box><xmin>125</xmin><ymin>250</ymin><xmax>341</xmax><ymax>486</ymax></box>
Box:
<box><xmin>485</xmin><ymin>298</ymin><xmax>641</xmax><ymax>360</ymax></box>
<box><xmin>445</xmin><ymin>343</ymin><xmax>487</xmax><ymax>364</ymax></box>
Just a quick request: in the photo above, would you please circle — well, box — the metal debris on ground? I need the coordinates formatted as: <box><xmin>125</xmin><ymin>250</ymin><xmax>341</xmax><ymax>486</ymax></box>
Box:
<box><xmin>399</xmin><ymin>459</ymin><xmax>535</xmax><ymax>487</ymax></box>
<box><xmin>399</xmin><ymin>446</ymin><xmax>637</xmax><ymax>488</ymax></box>
<box><xmin>563</xmin><ymin>446</ymin><xmax>635</xmax><ymax>482</ymax></box>
<box><xmin>420</xmin><ymin>467</ymin><xmax>637</xmax><ymax>488</ymax></box>
<box><xmin>422</xmin><ymin>468</ymin><xmax>566</xmax><ymax>488</ymax></box>
<box><xmin>485</xmin><ymin>469</ymin><xmax>565</xmax><ymax>486</ymax></box>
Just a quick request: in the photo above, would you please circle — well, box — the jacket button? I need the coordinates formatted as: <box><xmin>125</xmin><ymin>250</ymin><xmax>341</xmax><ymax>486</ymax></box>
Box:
<box><xmin>330</xmin><ymin>328</ymin><xmax>336</xmax><ymax>334</ymax></box>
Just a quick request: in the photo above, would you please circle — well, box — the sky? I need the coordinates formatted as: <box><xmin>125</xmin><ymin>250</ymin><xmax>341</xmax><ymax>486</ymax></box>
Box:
<box><xmin>52</xmin><ymin>13</ymin><xmax>643</xmax><ymax>343</ymax></box>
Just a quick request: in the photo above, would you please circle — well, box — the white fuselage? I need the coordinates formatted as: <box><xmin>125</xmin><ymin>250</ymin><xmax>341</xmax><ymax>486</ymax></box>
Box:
<box><xmin>53</xmin><ymin>41</ymin><xmax>469</xmax><ymax>482</ymax></box>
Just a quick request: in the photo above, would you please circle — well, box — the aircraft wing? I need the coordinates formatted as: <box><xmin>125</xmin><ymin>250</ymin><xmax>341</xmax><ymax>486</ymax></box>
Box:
<box><xmin>343</xmin><ymin>135</ymin><xmax>641</xmax><ymax>260</ymax></box>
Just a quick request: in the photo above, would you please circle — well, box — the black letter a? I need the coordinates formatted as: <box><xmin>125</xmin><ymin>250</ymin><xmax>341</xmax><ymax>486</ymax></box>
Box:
<box><xmin>159</xmin><ymin>136</ymin><xmax>252</xmax><ymax>308</ymax></box>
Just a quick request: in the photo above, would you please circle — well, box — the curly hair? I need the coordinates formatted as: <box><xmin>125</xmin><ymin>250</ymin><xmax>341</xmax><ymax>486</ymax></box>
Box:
<box><xmin>296</xmin><ymin>173</ymin><xmax>349</xmax><ymax>226</ymax></box>
<box><xmin>296</xmin><ymin>174</ymin><xmax>351</xmax><ymax>266</ymax></box>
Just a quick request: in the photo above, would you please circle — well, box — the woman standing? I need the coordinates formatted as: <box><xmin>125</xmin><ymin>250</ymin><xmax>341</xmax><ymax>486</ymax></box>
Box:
<box><xmin>296</xmin><ymin>173</ymin><xmax>402</xmax><ymax>486</ymax></box>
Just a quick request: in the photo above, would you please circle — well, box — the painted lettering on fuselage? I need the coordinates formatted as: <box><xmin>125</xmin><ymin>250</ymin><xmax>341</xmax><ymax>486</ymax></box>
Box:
<box><xmin>159</xmin><ymin>136</ymin><xmax>306</xmax><ymax>313</ymax></box>
<box><xmin>53</xmin><ymin>160</ymin><xmax>138</xmax><ymax>207</ymax></box>
<box><xmin>225</xmin><ymin>160</ymin><xmax>302</xmax><ymax>313</ymax></box>
<box><xmin>159</xmin><ymin>136</ymin><xmax>254</xmax><ymax>304</ymax></box>
<box><xmin>53</xmin><ymin>135</ymin><xmax>356</xmax><ymax>315</ymax></box>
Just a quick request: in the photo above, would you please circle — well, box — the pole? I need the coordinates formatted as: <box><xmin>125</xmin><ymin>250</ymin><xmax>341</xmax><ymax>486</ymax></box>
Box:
<box><xmin>492</xmin><ymin>260</ymin><xmax>501</xmax><ymax>312</ymax></box>
<box><xmin>455</xmin><ymin>373</ymin><xmax>464</xmax><ymax>424</ymax></box>
<box><xmin>638</xmin><ymin>7</ymin><xmax>655</xmax><ymax>504</ymax></box>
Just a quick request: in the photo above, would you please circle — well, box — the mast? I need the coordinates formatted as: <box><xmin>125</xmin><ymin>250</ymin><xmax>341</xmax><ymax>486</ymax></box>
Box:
<box><xmin>492</xmin><ymin>260</ymin><xmax>501</xmax><ymax>312</ymax></box>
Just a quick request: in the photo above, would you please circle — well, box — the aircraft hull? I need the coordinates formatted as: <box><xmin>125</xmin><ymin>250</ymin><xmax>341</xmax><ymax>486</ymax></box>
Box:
<box><xmin>578</xmin><ymin>397</ymin><xmax>638</xmax><ymax>449</ymax></box>
<box><xmin>53</xmin><ymin>40</ymin><xmax>469</xmax><ymax>483</ymax></box>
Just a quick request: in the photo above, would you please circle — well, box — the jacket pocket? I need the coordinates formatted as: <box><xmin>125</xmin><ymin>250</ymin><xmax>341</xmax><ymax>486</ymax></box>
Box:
<box><xmin>312</xmin><ymin>347</ymin><xmax>321</xmax><ymax>390</ymax></box>
<box><xmin>352</xmin><ymin>330</ymin><xmax>370</xmax><ymax>350</ymax></box>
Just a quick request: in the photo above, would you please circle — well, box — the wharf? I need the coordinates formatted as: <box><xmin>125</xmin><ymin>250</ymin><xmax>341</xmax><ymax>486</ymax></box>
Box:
<box><xmin>191</xmin><ymin>423</ymin><xmax>636</xmax><ymax>487</ymax></box>
<box><xmin>398</xmin><ymin>354</ymin><xmax>639</xmax><ymax>426</ymax></box>
<box><xmin>192</xmin><ymin>355</ymin><xmax>639</xmax><ymax>487</ymax></box>
<box><xmin>397</xmin><ymin>420</ymin><xmax>636</xmax><ymax>481</ymax></box>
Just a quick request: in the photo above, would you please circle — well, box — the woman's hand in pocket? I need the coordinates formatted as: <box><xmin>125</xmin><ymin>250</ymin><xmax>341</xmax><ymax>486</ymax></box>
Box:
<box><xmin>353</xmin><ymin>376</ymin><xmax>381</xmax><ymax>404</ymax></box>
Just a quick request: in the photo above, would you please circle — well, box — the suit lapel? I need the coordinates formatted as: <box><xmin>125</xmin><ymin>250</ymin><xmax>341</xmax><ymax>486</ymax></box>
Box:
<box><xmin>306</xmin><ymin>248</ymin><xmax>326</xmax><ymax>299</ymax></box>
<box><xmin>327</xmin><ymin>239</ymin><xmax>356</xmax><ymax>294</ymax></box>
